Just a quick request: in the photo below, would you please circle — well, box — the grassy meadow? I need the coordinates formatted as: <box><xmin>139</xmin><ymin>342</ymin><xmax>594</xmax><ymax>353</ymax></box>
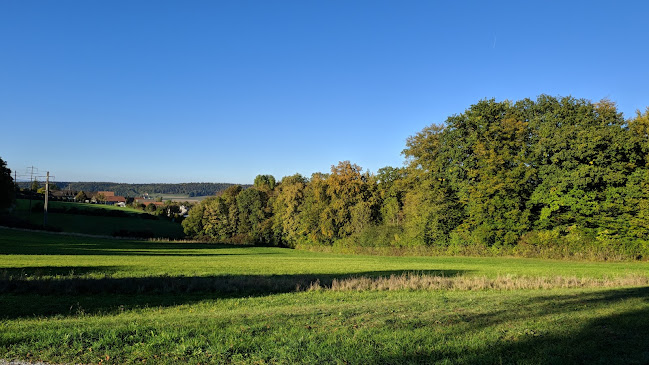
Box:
<box><xmin>11</xmin><ymin>199</ymin><xmax>184</xmax><ymax>239</ymax></box>
<box><xmin>1</xmin><ymin>228</ymin><xmax>649</xmax><ymax>364</ymax></box>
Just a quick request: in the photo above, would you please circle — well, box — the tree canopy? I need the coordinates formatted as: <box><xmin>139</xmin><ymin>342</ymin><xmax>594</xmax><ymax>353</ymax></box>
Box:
<box><xmin>0</xmin><ymin>157</ymin><xmax>15</xmax><ymax>212</ymax></box>
<box><xmin>182</xmin><ymin>96</ymin><xmax>649</xmax><ymax>259</ymax></box>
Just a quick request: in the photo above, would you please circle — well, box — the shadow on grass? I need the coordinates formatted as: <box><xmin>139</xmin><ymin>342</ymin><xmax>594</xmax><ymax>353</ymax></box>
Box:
<box><xmin>0</xmin><ymin>269</ymin><xmax>468</xmax><ymax>319</ymax></box>
<box><xmin>0</xmin><ymin>265</ymin><xmax>123</xmax><ymax>277</ymax></box>
<box><xmin>0</xmin><ymin>229</ymin><xmax>273</xmax><ymax>256</ymax></box>
<box><xmin>52</xmin><ymin>246</ymin><xmax>281</xmax><ymax>256</ymax></box>
<box><xmin>375</xmin><ymin>286</ymin><xmax>649</xmax><ymax>365</ymax></box>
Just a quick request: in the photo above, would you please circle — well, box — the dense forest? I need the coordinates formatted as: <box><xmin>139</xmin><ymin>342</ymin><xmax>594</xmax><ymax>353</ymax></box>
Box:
<box><xmin>183</xmin><ymin>96</ymin><xmax>649</xmax><ymax>259</ymax></box>
<box><xmin>16</xmin><ymin>182</ymin><xmax>242</xmax><ymax>197</ymax></box>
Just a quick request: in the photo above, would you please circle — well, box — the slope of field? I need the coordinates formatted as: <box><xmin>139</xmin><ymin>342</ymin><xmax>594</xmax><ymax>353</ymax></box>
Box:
<box><xmin>1</xmin><ymin>229</ymin><xmax>648</xmax><ymax>364</ymax></box>
<box><xmin>11</xmin><ymin>200</ymin><xmax>184</xmax><ymax>239</ymax></box>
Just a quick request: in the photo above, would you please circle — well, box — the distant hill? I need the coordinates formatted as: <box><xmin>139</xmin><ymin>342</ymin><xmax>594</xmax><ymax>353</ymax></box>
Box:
<box><xmin>16</xmin><ymin>182</ymin><xmax>248</xmax><ymax>197</ymax></box>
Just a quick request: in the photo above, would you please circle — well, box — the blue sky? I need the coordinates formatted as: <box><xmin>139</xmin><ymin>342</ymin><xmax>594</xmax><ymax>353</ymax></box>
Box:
<box><xmin>2</xmin><ymin>1</ymin><xmax>648</xmax><ymax>184</ymax></box>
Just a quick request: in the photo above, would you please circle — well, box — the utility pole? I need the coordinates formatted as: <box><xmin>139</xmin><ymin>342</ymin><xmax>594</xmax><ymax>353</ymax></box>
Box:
<box><xmin>27</xmin><ymin>166</ymin><xmax>37</xmax><ymax>216</ymax></box>
<box><xmin>44</xmin><ymin>171</ymin><xmax>49</xmax><ymax>226</ymax></box>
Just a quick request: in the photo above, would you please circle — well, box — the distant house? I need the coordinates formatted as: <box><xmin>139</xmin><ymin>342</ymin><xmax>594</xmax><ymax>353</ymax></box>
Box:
<box><xmin>134</xmin><ymin>197</ymin><xmax>148</xmax><ymax>204</ymax></box>
<box><xmin>105</xmin><ymin>195</ymin><xmax>127</xmax><ymax>205</ymax></box>
<box><xmin>51</xmin><ymin>190</ymin><xmax>77</xmax><ymax>201</ymax></box>
<box><xmin>92</xmin><ymin>191</ymin><xmax>127</xmax><ymax>205</ymax></box>
<box><xmin>134</xmin><ymin>197</ymin><xmax>165</xmax><ymax>207</ymax></box>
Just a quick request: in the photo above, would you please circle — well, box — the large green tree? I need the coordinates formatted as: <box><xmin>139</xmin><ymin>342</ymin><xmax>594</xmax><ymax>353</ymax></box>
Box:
<box><xmin>439</xmin><ymin>100</ymin><xmax>535</xmax><ymax>245</ymax></box>
<box><xmin>402</xmin><ymin>125</ymin><xmax>465</xmax><ymax>246</ymax></box>
<box><xmin>236</xmin><ymin>187</ymin><xmax>268</xmax><ymax>242</ymax></box>
<box><xmin>376</xmin><ymin>166</ymin><xmax>406</xmax><ymax>226</ymax></box>
<box><xmin>272</xmin><ymin>174</ymin><xmax>308</xmax><ymax>245</ymax></box>
<box><xmin>182</xmin><ymin>199</ymin><xmax>207</xmax><ymax>236</ymax></box>
<box><xmin>403</xmin><ymin>100</ymin><xmax>535</xmax><ymax>246</ymax></box>
<box><xmin>199</xmin><ymin>185</ymin><xmax>242</xmax><ymax>241</ymax></box>
<box><xmin>254</xmin><ymin>174</ymin><xmax>276</xmax><ymax>191</ymax></box>
<box><xmin>524</xmin><ymin>97</ymin><xmax>641</xmax><ymax>240</ymax></box>
<box><xmin>401</xmin><ymin>96</ymin><xmax>646</xmax><ymax>247</ymax></box>
<box><xmin>321</xmin><ymin>161</ymin><xmax>378</xmax><ymax>240</ymax></box>
<box><xmin>0</xmin><ymin>157</ymin><xmax>15</xmax><ymax>212</ymax></box>
<box><xmin>299</xmin><ymin>172</ymin><xmax>330</xmax><ymax>244</ymax></box>
<box><xmin>627</xmin><ymin>108</ymin><xmax>649</xmax><ymax>240</ymax></box>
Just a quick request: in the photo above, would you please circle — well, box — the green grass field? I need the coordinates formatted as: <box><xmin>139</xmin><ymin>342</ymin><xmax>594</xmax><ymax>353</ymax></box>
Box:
<box><xmin>1</xmin><ymin>228</ymin><xmax>648</xmax><ymax>364</ymax></box>
<box><xmin>11</xmin><ymin>199</ymin><xmax>184</xmax><ymax>239</ymax></box>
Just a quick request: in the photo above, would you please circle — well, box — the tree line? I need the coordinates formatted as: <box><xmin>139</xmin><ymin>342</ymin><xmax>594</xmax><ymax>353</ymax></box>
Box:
<box><xmin>183</xmin><ymin>96</ymin><xmax>649</xmax><ymax>259</ymax></box>
<box><xmin>15</xmin><ymin>182</ymin><xmax>245</xmax><ymax>197</ymax></box>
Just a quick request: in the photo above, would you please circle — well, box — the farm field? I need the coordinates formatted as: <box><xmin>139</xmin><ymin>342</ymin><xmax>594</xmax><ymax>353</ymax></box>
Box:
<box><xmin>1</xmin><ymin>228</ymin><xmax>648</xmax><ymax>364</ymax></box>
<box><xmin>11</xmin><ymin>199</ymin><xmax>184</xmax><ymax>239</ymax></box>
<box><xmin>144</xmin><ymin>194</ymin><xmax>212</xmax><ymax>203</ymax></box>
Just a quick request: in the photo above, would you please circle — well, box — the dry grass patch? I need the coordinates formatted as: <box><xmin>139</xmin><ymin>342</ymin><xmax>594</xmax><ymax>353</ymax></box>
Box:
<box><xmin>3</xmin><ymin>271</ymin><xmax>647</xmax><ymax>297</ymax></box>
<box><xmin>308</xmin><ymin>273</ymin><xmax>649</xmax><ymax>291</ymax></box>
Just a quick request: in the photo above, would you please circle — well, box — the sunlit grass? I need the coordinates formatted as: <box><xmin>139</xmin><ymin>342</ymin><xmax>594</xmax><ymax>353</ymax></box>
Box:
<box><xmin>2</xmin><ymin>229</ymin><xmax>647</xmax><ymax>280</ymax></box>
<box><xmin>1</xmin><ymin>227</ymin><xmax>648</xmax><ymax>364</ymax></box>
<box><xmin>3</xmin><ymin>289</ymin><xmax>649</xmax><ymax>364</ymax></box>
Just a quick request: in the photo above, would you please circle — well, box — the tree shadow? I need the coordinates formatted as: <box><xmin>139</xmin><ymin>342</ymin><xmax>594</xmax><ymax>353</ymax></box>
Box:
<box><xmin>0</xmin><ymin>265</ymin><xmax>122</xmax><ymax>277</ymax></box>
<box><xmin>49</xmin><ymin>245</ymin><xmax>281</xmax><ymax>256</ymax></box>
<box><xmin>0</xmin><ymin>229</ymin><xmax>277</xmax><ymax>256</ymax></box>
<box><xmin>375</xmin><ymin>286</ymin><xmax>649</xmax><ymax>364</ymax></box>
<box><xmin>0</xmin><ymin>269</ymin><xmax>468</xmax><ymax>319</ymax></box>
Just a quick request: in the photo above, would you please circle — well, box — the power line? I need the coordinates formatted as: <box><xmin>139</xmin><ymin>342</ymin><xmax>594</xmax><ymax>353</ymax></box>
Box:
<box><xmin>21</xmin><ymin>165</ymin><xmax>50</xmax><ymax>221</ymax></box>
<box><xmin>44</xmin><ymin>171</ymin><xmax>55</xmax><ymax>226</ymax></box>
<box><xmin>25</xmin><ymin>166</ymin><xmax>38</xmax><ymax>214</ymax></box>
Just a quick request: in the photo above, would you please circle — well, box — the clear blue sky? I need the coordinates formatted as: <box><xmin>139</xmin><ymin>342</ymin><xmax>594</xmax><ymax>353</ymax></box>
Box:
<box><xmin>2</xmin><ymin>1</ymin><xmax>648</xmax><ymax>184</ymax></box>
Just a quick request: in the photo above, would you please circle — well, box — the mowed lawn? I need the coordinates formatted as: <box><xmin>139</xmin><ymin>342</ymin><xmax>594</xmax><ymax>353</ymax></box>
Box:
<box><xmin>1</xmin><ymin>228</ymin><xmax>648</xmax><ymax>364</ymax></box>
